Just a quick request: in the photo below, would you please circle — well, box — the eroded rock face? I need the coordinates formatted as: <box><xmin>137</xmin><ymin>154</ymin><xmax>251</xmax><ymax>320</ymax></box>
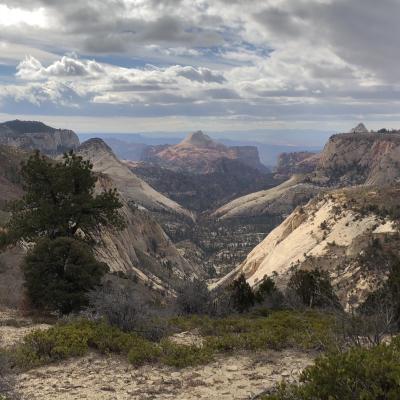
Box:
<box><xmin>276</xmin><ymin>151</ymin><xmax>319</xmax><ymax>176</ymax></box>
<box><xmin>77</xmin><ymin>138</ymin><xmax>193</xmax><ymax>219</ymax></box>
<box><xmin>317</xmin><ymin>132</ymin><xmax>400</xmax><ymax>185</ymax></box>
<box><xmin>0</xmin><ymin>120</ymin><xmax>79</xmax><ymax>155</ymax></box>
<box><xmin>216</xmin><ymin>186</ymin><xmax>400</xmax><ymax>310</ymax></box>
<box><xmin>92</xmin><ymin>174</ymin><xmax>201</xmax><ymax>291</ymax></box>
<box><xmin>141</xmin><ymin>131</ymin><xmax>267</xmax><ymax>174</ymax></box>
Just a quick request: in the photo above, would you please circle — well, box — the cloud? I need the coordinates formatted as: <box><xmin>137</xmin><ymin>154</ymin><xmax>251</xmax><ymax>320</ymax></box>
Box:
<box><xmin>16</xmin><ymin>55</ymin><xmax>105</xmax><ymax>80</ymax></box>
<box><xmin>1</xmin><ymin>0</ymin><xmax>400</xmax><ymax>131</ymax></box>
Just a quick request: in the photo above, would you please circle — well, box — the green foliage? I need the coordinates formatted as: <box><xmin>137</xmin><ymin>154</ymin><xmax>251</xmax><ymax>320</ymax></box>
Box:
<box><xmin>230</xmin><ymin>274</ymin><xmax>256</xmax><ymax>313</ymax></box>
<box><xmin>288</xmin><ymin>269</ymin><xmax>340</xmax><ymax>309</ymax></box>
<box><xmin>5</xmin><ymin>150</ymin><xmax>123</xmax><ymax>244</ymax></box>
<box><xmin>171</xmin><ymin>310</ymin><xmax>335</xmax><ymax>353</ymax></box>
<box><xmin>255</xmin><ymin>277</ymin><xmax>285</xmax><ymax>309</ymax></box>
<box><xmin>23</xmin><ymin>237</ymin><xmax>109</xmax><ymax>314</ymax></box>
<box><xmin>10</xmin><ymin>311</ymin><xmax>334</xmax><ymax>371</ymax></box>
<box><xmin>160</xmin><ymin>340</ymin><xmax>213</xmax><ymax>368</ymax></box>
<box><xmin>262</xmin><ymin>337</ymin><xmax>400</xmax><ymax>400</ymax></box>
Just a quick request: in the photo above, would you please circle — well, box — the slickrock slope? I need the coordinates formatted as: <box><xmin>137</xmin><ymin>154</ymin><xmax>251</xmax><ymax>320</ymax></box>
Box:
<box><xmin>142</xmin><ymin>131</ymin><xmax>267</xmax><ymax>174</ymax></box>
<box><xmin>92</xmin><ymin>173</ymin><xmax>201</xmax><ymax>290</ymax></box>
<box><xmin>0</xmin><ymin>120</ymin><xmax>79</xmax><ymax>155</ymax></box>
<box><xmin>77</xmin><ymin>139</ymin><xmax>193</xmax><ymax>219</ymax></box>
<box><xmin>216</xmin><ymin>186</ymin><xmax>400</xmax><ymax>309</ymax></box>
<box><xmin>213</xmin><ymin>175</ymin><xmax>323</xmax><ymax>220</ymax></box>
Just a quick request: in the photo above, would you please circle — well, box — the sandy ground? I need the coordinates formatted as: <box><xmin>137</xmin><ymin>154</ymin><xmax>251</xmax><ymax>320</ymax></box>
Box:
<box><xmin>0</xmin><ymin>308</ymin><xmax>50</xmax><ymax>347</ymax></box>
<box><xmin>14</xmin><ymin>350</ymin><xmax>313</xmax><ymax>400</ymax></box>
<box><xmin>0</xmin><ymin>309</ymin><xmax>313</xmax><ymax>399</ymax></box>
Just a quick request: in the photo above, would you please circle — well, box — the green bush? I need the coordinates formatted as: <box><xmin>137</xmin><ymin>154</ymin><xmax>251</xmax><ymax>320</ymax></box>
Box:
<box><xmin>262</xmin><ymin>337</ymin><xmax>400</xmax><ymax>400</ymax></box>
<box><xmin>160</xmin><ymin>340</ymin><xmax>213</xmax><ymax>368</ymax></box>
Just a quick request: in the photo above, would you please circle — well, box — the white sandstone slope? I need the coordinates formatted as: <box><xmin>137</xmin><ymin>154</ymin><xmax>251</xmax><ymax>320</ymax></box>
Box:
<box><xmin>216</xmin><ymin>187</ymin><xmax>400</xmax><ymax>309</ymax></box>
<box><xmin>91</xmin><ymin>174</ymin><xmax>201</xmax><ymax>291</ymax></box>
<box><xmin>213</xmin><ymin>175</ymin><xmax>323</xmax><ymax>219</ymax></box>
<box><xmin>77</xmin><ymin>139</ymin><xmax>193</xmax><ymax>219</ymax></box>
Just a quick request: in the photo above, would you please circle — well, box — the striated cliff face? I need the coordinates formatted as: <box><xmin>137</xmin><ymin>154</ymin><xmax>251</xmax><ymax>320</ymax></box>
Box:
<box><xmin>316</xmin><ymin>132</ymin><xmax>400</xmax><ymax>185</ymax></box>
<box><xmin>141</xmin><ymin>131</ymin><xmax>267</xmax><ymax>174</ymax></box>
<box><xmin>0</xmin><ymin>120</ymin><xmax>79</xmax><ymax>155</ymax></box>
<box><xmin>276</xmin><ymin>151</ymin><xmax>319</xmax><ymax>177</ymax></box>
<box><xmin>77</xmin><ymin>139</ymin><xmax>193</xmax><ymax>219</ymax></box>
<box><xmin>216</xmin><ymin>186</ymin><xmax>400</xmax><ymax>309</ymax></box>
<box><xmin>92</xmin><ymin>174</ymin><xmax>201</xmax><ymax>292</ymax></box>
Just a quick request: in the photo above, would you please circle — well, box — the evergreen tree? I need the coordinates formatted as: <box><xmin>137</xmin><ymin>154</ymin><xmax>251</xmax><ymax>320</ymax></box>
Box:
<box><xmin>230</xmin><ymin>274</ymin><xmax>255</xmax><ymax>313</ymax></box>
<box><xmin>288</xmin><ymin>269</ymin><xmax>340</xmax><ymax>309</ymax></box>
<box><xmin>24</xmin><ymin>237</ymin><xmax>108</xmax><ymax>314</ymax></box>
<box><xmin>4</xmin><ymin>151</ymin><xmax>123</xmax><ymax>244</ymax></box>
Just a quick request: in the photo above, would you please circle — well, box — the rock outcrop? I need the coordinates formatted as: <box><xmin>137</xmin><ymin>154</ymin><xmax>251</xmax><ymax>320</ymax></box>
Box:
<box><xmin>0</xmin><ymin>120</ymin><xmax>79</xmax><ymax>155</ymax></box>
<box><xmin>350</xmin><ymin>123</ymin><xmax>369</xmax><ymax>134</ymax></box>
<box><xmin>92</xmin><ymin>173</ymin><xmax>201</xmax><ymax>291</ymax></box>
<box><xmin>213</xmin><ymin>175</ymin><xmax>323</xmax><ymax>220</ymax></box>
<box><xmin>275</xmin><ymin>151</ymin><xmax>319</xmax><ymax>176</ymax></box>
<box><xmin>216</xmin><ymin>186</ymin><xmax>400</xmax><ymax>309</ymax></box>
<box><xmin>77</xmin><ymin>139</ymin><xmax>193</xmax><ymax>219</ymax></box>
<box><xmin>141</xmin><ymin>131</ymin><xmax>267</xmax><ymax>174</ymax></box>
<box><xmin>316</xmin><ymin>132</ymin><xmax>400</xmax><ymax>185</ymax></box>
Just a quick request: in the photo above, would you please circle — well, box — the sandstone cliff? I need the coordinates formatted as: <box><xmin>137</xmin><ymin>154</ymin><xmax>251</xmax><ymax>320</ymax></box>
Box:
<box><xmin>216</xmin><ymin>186</ymin><xmax>400</xmax><ymax>309</ymax></box>
<box><xmin>77</xmin><ymin>139</ymin><xmax>193</xmax><ymax>219</ymax></box>
<box><xmin>316</xmin><ymin>132</ymin><xmax>400</xmax><ymax>185</ymax></box>
<box><xmin>0</xmin><ymin>120</ymin><xmax>79</xmax><ymax>155</ymax></box>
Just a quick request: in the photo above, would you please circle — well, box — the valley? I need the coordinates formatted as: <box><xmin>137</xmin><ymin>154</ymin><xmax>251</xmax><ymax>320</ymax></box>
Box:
<box><xmin>1</xmin><ymin>120</ymin><xmax>400</xmax><ymax>400</ymax></box>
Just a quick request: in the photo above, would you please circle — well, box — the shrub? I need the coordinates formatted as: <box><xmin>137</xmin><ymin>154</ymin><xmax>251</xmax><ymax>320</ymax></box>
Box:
<box><xmin>230</xmin><ymin>274</ymin><xmax>256</xmax><ymax>313</ymax></box>
<box><xmin>255</xmin><ymin>277</ymin><xmax>285</xmax><ymax>309</ymax></box>
<box><xmin>88</xmin><ymin>282</ymin><xmax>171</xmax><ymax>341</ymax></box>
<box><xmin>23</xmin><ymin>237</ymin><xmax>109</xmax><ymax>314</ymax></box>
<box><xmin>262</xmin><ymin>337</ymin><xmax>400</xmax><ymax>400</ymax></box>
<box><xmin>287</xmin><ymin>269</ymin><xmax>340</xmax><ymax>309</ymax></box>
<box><xmin>160</xmin><ymin>340</ymin><xmax>213</xmax><ymax>368</ymax></box>
<box><xmin>176</xmin><ymin>279</ymin><xmax>212</xmax><ymax>315</ymax></box>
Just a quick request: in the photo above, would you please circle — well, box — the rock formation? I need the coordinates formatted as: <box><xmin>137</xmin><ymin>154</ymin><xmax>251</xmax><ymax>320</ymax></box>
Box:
<box><xmin>213</xmin><ymin>175</ymin><xmax>323</xmax><ymax>220</ymax></box>
<box><xmin>141</xmin><ymin>131</ymin><xmax>267</xmax><ymax>174</ymax></box>
<box><xmin>77</xmin><ymin>138</ymin><xmax>193</xmax><ymax>219</ymax></box>
<box><xmin>0</xmin><ymin>120</ymin><xmax>79</xmax><ymax>155</ymax></box>
<box><xmin>215</xmin><ymin>186</ymin><xmax>400</xmax><ymax>309</ymax></box>
<box><xmin>350</xmin><ymin>123</ymin><xmax>369</xmax><ymax>134</ymax></box>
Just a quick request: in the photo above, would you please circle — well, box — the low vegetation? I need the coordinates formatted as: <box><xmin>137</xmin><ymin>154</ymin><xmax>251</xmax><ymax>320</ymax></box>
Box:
<box><xmin>7</xmin><ymin>310</ymin><xmax>334</xmax><ymax>372</ymax></box>
<box><xmin>262</xmin><ymin>337</ymin><xmax>400</xmax><ymax>399</ymax></box>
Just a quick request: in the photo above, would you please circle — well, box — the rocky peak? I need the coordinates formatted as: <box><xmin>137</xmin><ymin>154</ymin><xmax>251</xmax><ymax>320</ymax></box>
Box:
<box><xmin>350</xmin><ymin>123</ymin><xmax>369</xmax><ymax>134</ymax></box>
<box><xmin>78</xmin><ymin>138</ymin><xmax>114</xmax><ymax>155</ymax></box>
<box><xmin>179</xmin><ymin>131</ymin><xmax>222</xmax><ymax>148</ymax></box>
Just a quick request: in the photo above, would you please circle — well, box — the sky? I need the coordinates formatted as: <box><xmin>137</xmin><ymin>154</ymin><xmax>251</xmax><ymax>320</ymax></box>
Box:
<box><xmin>0</xmin><ymin>0</ymin><xmax>399</xmax><ymax>139</ymax></box>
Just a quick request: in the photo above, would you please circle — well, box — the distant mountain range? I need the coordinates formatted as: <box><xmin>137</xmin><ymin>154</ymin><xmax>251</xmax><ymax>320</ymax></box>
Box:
<box><xmin>78</xmin><ymin>131</ymin><xmax>325</xmax><ymax>166</ymax></box>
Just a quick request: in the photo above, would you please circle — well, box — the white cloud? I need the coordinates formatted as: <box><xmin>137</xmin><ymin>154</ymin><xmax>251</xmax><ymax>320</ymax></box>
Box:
<box><xmin>1</xmin><ymin>0</ymin><xmax>400</xmax><ymax>131</ymax></box>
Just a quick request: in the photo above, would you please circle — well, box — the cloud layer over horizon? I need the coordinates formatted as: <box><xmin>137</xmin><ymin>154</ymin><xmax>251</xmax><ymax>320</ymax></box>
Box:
<box><xmin>0</xmin><ymin>0</ymin><xmax>399</xmax><ymax>135</ymax></box>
